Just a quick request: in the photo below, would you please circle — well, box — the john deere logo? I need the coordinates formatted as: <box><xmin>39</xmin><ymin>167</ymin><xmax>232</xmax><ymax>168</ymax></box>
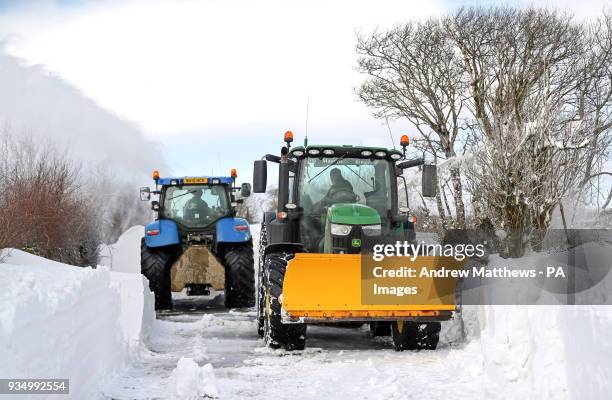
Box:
<box><xmin>351</xmin><ymin>238</ymin><xmax>361</xmax><ymax>247</ymax></box>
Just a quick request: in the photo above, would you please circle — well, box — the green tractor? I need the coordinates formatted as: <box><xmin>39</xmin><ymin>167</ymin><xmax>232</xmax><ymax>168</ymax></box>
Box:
<box><xmin>253</xmin><ymin>131</ymin><xmax>444</xmax><ymax>351</ymax></box>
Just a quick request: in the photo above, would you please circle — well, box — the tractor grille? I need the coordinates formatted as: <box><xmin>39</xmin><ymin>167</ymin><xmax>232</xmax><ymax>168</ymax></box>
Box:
<box><xmin>331</xmin><ymin>226</ymin><xmax>378</xmax><ymax>254</ymax></box>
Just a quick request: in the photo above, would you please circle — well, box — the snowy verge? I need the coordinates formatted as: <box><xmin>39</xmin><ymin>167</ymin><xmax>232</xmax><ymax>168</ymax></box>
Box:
<box><xmin>0</xmin><ymin>249</ymin><xmax>154</xmax><ymax>399</ymax></box>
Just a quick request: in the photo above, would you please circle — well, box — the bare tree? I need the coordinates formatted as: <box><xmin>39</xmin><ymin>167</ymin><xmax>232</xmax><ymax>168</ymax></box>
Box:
<box><xmin>357</xmin><ymin>19</ymin><xmax>469</xmax><ymax>227</ymax></box>
<box><xmin>357</xmin><ymin>7</ymin><xmax>612</xmax><ymax>256</ymax></box>
<box><xmin>447</xmin><ymin>7</ymin><xmax>612</xmax><ymax>255</ymax></box>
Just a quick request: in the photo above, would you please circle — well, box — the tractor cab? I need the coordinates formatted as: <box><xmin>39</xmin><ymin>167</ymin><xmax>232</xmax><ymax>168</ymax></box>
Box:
<box><xmin>253</xmin><ymin>134</ymin><xmax>436</xmax><ymax>257</ymax></box>
<box><xmin>140</xmin><ymin>172</ymin><xmax>252</xmax><ymax>243</ymax></box>
<box><xmin>139</xmin><ymin>169</ymin><xmax>255</xmax><ymax>311</ymax></box>
<box><xmin>291</xmin><ymin>145</ymin><xmax>403</xmax><ymax>254</ymax></box>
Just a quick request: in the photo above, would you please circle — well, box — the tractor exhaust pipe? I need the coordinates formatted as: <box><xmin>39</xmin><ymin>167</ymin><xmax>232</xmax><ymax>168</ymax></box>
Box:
<box><xmin>278</xmin><ymin>146</ymin><xmax>290</xmax><ymax>213</ymax></box>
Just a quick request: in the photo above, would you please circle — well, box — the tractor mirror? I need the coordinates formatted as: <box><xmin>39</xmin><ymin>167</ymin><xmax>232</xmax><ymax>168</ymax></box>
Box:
<box><xmin>422</xmin><ymin>164</ymin><xmax>437</xmax><ymax>198</ymax></box>
<box><xmin>253</xmin><ymin>160</ymin><xmax>267</xmax><ymax>193</ymax></box>
<box><xmin>140</xmin><ymin>187</ymin><xmax>151</xmax><ymax>201</ymax></box>
<box><xmin>241</xmin><ymin>183</ymin><xmax>252</xmax><ymax>198</ymax></box>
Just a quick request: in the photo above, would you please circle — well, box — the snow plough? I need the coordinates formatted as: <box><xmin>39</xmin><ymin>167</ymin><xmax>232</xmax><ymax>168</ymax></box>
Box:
<box><xmin>254</xmin><ymin>131</ymin><xmax>458</xmax><ymax>351</ymax></box>
<box><xmin>139</xmin><ymin>170</ymin><xmax>254</xmax><ymax>310</ymax></box>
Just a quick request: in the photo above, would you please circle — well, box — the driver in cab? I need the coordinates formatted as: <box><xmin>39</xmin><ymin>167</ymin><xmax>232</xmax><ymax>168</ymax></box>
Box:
<box><xmin>184</xmin><ymin>189</ymin><xmax>211</xmax><ymax>222</ymax></box>
<box><xmin>320</xmin><ymin>168</ymin><xmax>357</xmax><ymax>207</ymax></box>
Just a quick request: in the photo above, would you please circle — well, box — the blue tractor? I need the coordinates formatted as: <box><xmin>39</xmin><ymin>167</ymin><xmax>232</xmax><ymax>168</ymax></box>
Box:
<box><xmin>139</xmin><ymin>169</ymin><xmax>254</xmax><ymax>310</ymax></box>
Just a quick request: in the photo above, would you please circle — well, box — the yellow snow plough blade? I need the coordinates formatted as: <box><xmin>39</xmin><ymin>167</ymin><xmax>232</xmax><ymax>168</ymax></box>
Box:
<box><xmin>282</xmin><ymin>253</ymin><xmax>463</xmax><ymax>322</ymax></box>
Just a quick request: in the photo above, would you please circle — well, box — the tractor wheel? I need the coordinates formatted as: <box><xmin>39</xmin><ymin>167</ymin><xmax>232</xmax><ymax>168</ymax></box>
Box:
<box><xmin>263</xmin><ymin>252</ymin><xmax>306</xmax><ymax>351</ymax></box>
<box><xmin>223</xmin><ymin>244</ymin><xmax>255</xmax><ymax>308</ymax></box>
<box><xmin>140</xmin><ymin>238</ymin><xmax>175</xmax><ymax>311</ymax></box>
<box><xmin>256</xmin><ymin>223</ymin><xmax>268</xmax><ymax>337</ymax></box>
<box><xmin>391</xmin><ymin>321</ymin><xmax>441</xmax><ymax>351</ymax></box>
<box><xmin>369</xmin><ymin>322</ymin><xmax>391</xmax><ymax>337</ymax></box>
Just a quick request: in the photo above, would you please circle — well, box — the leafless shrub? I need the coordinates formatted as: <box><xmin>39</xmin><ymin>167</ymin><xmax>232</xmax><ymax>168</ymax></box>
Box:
<box><xmin>0</xmin><ymin>131</ymin><xmax>100</xmax><ymax>265</ymax></box>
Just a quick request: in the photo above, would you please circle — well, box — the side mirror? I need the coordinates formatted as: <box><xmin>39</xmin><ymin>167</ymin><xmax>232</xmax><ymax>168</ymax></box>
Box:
<box><xmin>422</xmin><ymin>164</ymin><xmax>437</xmax><ymax>198</ymax></box>
<box><xmin>253</xmin><ymin>160</ymin><xmax>267</xmax><ymax>193</ymax></box>
<box><xmin>241</xmin><ymin>182</ymin><xmax>252</xmax><ymax>197</ymax></box>
<box><xmin>140</xmin><ymin>187</ymin><xmax>151</xmax><ymax>201</ymax></box>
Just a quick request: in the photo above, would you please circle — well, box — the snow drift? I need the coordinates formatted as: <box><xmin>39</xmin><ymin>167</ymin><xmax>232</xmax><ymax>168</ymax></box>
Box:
<box><xmin>0</xmin><ymin>249</ymin><xmax>154</xmax><ymax>399</ymax></box>
<box><xmin>99</xmin><ymin>225</ymin><xmax>144</xmax><ymax>274</ymax></box>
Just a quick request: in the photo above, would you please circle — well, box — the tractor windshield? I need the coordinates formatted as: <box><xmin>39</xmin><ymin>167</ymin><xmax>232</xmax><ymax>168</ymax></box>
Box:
<box><xmin>162</xmin><ymin>185</ymin><xmax>230</xmax><ymax>228</ymax></box>
<box><xmin>298</xmin><ymin>157</ymin><xmax>392</xmax><ymax>249</ymax></box>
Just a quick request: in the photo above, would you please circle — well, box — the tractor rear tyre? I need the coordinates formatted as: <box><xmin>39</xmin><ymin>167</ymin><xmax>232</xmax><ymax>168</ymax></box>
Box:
<box><xmin>140</xmin><ymin>238</ymin><xmax>175</xmax><ymax>311</ymax></box>
<box><xmin>263</xmin><ymin>252</ymin><xmax>306</xmax><ymax>351</ymax></box>
<box><xmin>391</xmin><ymin>321</ymin><xmax>441</xmax><ymax>351</ymax></box>
<box><xmin>369</xmin><ymin>322</ymin><xmax>391</xmax><ymax>337</ymax></box>
<box><xmin>256</xmin><ymin>223</ymin><xmax>268</xmax><ymax>337</ymax></box>
<box><xmin>223</xmin><ymin>244</ymin><xmax>255</xmax><ymax>309</ymax></box>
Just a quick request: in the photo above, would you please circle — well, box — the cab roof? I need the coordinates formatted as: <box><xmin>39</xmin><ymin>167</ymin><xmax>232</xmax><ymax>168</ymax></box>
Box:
<box><xmin>156</xmin><ymin>176</ymin><xmax>234</xmax><ymax>185</ymax></box>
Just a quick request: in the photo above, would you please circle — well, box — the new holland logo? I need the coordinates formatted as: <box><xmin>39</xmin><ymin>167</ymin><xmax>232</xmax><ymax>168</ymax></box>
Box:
<box><xmin>351</xmin><ymin>238</ymin><xmax>361</xmax><ymax>247</ymax></box>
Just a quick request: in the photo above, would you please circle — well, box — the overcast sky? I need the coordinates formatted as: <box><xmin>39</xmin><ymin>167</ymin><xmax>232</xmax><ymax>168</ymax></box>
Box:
<box><xmin>0</xmin><ymin>0</ymin><xmax>608</xmax><ymax>180</ymax></box>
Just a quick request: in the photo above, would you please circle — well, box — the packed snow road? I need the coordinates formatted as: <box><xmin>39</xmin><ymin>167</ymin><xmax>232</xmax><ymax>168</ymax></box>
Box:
<box><xmin>102</xmin><ymin>293</ymin><xmax>484</xmax><ymax>400</ymax></box>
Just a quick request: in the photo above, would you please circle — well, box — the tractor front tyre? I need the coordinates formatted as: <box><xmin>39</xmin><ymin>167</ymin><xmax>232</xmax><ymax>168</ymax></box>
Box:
<box><xmin>256</xmin><ymin>223</ymin><xmax>268</xmax><ymax>337</ymax></box>
<box><xmin>140</xmin><ymin>238</ymin><xmax>174</xmax><ymax>311</ymax></box>
<box><xmin>391</xmin><ymin>321</ymin><xmax>441</xmax><ymax>351</ymax></box>
<box><xmin>223</xmin><ymin>244</ymin><xmax>255</xmax><ymax>309</ymax></box>
<box><xmin>263</xmin><ymin>252</ymin><xmax>306</xmax><ymax>351</ymax></box>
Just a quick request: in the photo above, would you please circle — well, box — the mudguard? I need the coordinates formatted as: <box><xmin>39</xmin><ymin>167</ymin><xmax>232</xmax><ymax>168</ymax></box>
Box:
<box><xmin>216</xmin><ymin>217</ymin><xmax>251</xmax><ymax>243</ymax></box>
<box><xmin>144</xmin><ymin>219</ymin><xmax>180</xmax><ymax>248</ymax></box>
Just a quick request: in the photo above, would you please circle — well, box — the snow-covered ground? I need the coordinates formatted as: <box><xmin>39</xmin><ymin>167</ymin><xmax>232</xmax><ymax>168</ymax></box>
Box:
<box><xmin>2</xmin><ymin>227</ymin><xmax>612</xmax><ymax>399</ymax></box>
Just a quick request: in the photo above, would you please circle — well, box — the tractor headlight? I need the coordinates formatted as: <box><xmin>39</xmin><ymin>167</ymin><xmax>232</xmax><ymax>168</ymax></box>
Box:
<box><xmin>330</xmin><ymin>223</ymin><xmax>352</xmax><ymax>236</ymax></box>
<box><xmin>212</xmin><ymin>178</ymin><xmax>220</xmax><ymax>184</ymax></box>
<box><xmin>374</xmin><ymin>151</ymin><xmax>387</xmax><ymax>158</ymax></box>
<box><xmin>362</xmin><ymin>224</ymin><xmax>382</xmax><ymax>236</ymax></box>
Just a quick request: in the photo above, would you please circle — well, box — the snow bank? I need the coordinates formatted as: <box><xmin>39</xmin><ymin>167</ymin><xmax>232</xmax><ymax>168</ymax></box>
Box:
<box><xmin>99</xmin><ymin>225</ymin><xmax>144</xmax><ymax>273</ymax></box>
<box><xmin>110</xmin><ymin>271</ymin><xmax>156</xmax><ymax>347</ymax></box>
<box><xmin>0</xmin><ymin>249</ymin><xmax>154</xmax><ymax>399</ymax></box>
<box><xmin>478</xmin><ymin>243</ymin><xmax>612</xmax><ymax>399</ymax></box>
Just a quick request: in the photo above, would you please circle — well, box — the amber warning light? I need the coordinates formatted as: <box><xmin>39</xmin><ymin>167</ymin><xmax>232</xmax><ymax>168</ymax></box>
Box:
<box><xmin>231</xmin><ymin>168</ymin><xmax>238</xmax><ymax>178</ymax></box>
<box><xmin>153</xmin><ymin>170</ymin><xmax>160</xmax><ymax>180</ymax></box>
<box><xmin>400</xmin><ymin>135</ymin><xmax>410</xmax><ymax>147</ymax></box>
<box><xmin>284</xmin><ymin>130</ymin><xmax>293</xmax><ymax>143</ymax></box>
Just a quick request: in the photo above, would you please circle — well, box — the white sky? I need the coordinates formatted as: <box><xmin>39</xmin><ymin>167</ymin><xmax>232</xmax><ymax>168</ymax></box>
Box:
<box><xmin>0</xmin><ymin>0</ymin><xmax>608</xmax><ymax>178</ymax></box>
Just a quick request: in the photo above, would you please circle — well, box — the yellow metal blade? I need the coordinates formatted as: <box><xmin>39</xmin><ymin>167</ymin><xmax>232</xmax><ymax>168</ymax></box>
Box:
<box><xmin>282</xmin><ymin>253</ymin><xmax>462</xmax><ymax>320</ymax></box>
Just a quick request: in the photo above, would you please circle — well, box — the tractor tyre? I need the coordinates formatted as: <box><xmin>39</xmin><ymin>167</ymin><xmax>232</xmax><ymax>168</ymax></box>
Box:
<box><xmin>140</xmin><ymin>238</ymin><xmax>175</xmax><ymax>311</ymax></box>
<box><xmin>263</xmin><ymin>252</ymin><xmax>306</xmax><ymax>351</ymax></box>
<box><xmin>256</xmin><ymin>223</ymin><xmax>268</xmax><ymax>337</ymax></box>
<box><xmin>223</xmin><ymin>244</ymin><xmax>255</xmax><ymax>309</ymax></box>
<box><xmin>391</xmin><ymin>321</ymin><xmax>441</xmax><ymax>351</ymax></box>
<box><xmin>369</xmin><ymin>322</ymin><xmax>391</xmax><ymax>337</ymax></box>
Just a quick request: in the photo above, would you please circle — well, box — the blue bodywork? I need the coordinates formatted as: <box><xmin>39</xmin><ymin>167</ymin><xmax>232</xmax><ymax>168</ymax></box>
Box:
<box><xmin>216</xmin><ymin>217</ymin><xmax>251</xmax><ymax>242</ymax></box>
<box><xmin>144</xmin><ymin>219</ymin><xmax>180</xmax><ymax>248</ymax></box>
<box><xmin>143</xmin><ymin>175</ymin><xmax>251</xmax><ymax>248</ymax></box>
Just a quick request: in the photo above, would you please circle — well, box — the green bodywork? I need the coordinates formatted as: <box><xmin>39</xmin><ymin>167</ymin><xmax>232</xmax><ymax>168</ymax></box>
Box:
<box><xmin>323</xmin><ymin>203</ymin><xmax>382</xmax><ymax>253</ymax></box>
<box><xmin>327</xmin><ymin>203</ymin><xmax>380</xmax><ymax>225</ymax></box>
